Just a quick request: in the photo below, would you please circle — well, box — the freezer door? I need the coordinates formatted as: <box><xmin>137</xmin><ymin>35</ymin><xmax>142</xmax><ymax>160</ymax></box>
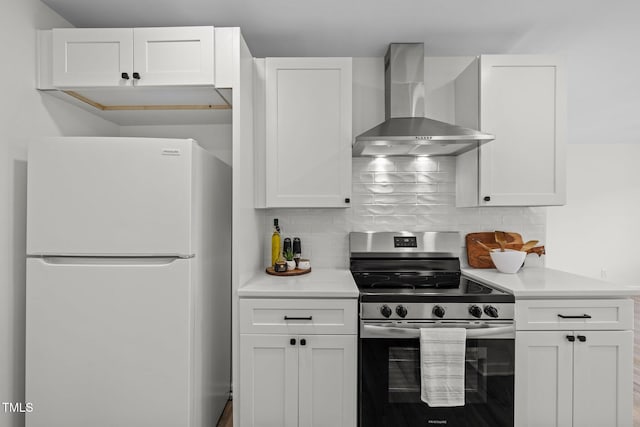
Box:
<box><xmin>25</xmin><ymin>257</ymin><xmax>193</xmax><ymax>427</ymax></box>
<box><xmin>27</xmin><ymin>137</ymin><xmax>193</xmax><ymax>256</ymax></box>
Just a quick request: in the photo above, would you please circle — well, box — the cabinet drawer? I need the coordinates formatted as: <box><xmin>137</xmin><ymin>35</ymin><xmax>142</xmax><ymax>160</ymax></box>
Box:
<box><xmin>515</xmin><ymin>299</ymin><xmax>633</xmax><ymax>331</ymax></box>
<box><xmin>240</xmin><ymin>298</ymin><xmax>357</xmax><ymax>335</ymax></box>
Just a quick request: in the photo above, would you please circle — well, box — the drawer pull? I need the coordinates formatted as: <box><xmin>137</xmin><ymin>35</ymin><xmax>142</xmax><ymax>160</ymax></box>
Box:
<box><xmin>284</xmin><ymin>316</ymin><xmax>313</xmax><ymax>321</ymax></box>
<box><xmin>557</xmin><ymin>314</ymin><xmax>592</xmax><ymax>319</ymax></box>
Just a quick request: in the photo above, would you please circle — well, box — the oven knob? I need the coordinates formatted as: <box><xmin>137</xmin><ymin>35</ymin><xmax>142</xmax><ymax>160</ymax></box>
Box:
<box><xmin>484</xmin><ymin>305</ymin><xmax>499</xmax><ymax>318</ymax></box>
<box><xmin>380</xmin><ymin>305</ymin><xmax>392</xmax><ymax>318</ymax></box>
<box><xmin>395</xmin><ymin>305</ymin><xmax>408</xmax><ymax>318</ymax></box>
<box><xmin>432</xmin><ymin>305</ymin><xmax>445</xmax><ymax>318</ymax></box>
<box><xmin>469</xmin><ymin>305</ymin><xmax>483</xmax><ymax>318</ymax></box>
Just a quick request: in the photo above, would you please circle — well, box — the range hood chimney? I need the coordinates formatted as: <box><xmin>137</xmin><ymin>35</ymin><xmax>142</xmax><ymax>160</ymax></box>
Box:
<box><xmin>352</xmin><ymin>43</ymin><xmax>494</xmax><ymax>157</ymax></box>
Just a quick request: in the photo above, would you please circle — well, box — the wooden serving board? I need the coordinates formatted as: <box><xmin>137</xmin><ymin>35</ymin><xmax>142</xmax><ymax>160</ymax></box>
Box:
<box><xmin>466</xmin><ymin>232</ymin><xmax>545</xmax><ymax>268</ymax></box>
<box><xmin>265</xmin><ymin>267</ymin><xmax>312</xmax><ymax>276</ymax></box>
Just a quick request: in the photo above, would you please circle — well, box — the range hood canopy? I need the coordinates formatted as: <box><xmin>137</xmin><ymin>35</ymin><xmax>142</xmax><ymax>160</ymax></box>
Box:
<box><xmin>353</xmin><ymin>43</ymin><xmax>494</xmax><ymax>157</ymax></box>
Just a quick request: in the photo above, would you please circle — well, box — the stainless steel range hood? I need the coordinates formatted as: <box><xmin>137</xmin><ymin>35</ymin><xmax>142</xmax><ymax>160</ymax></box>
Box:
<box><xmin>353</xmin><ymin>43</ymin><xmax>494</xmax><ymax>157</ymax></box>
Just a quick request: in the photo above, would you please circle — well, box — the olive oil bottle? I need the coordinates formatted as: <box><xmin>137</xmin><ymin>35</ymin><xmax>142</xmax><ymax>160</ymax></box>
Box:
<box><xmin>270</xmin><ymin>219</ymin><xmax>281</xmax><ymax>267</ymax></box>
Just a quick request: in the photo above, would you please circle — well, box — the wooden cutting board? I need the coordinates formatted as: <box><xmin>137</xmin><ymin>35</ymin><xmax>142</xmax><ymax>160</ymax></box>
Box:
<box><xmin>466</xmin><ymin>232</ymin><xmax>545</xmax><ymax>268</ymax></box>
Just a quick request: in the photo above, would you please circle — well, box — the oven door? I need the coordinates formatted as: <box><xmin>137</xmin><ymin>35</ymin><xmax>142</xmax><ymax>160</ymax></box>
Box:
<box><xmin>359</xmin><ymin>322</ymin><xmax>514</xmax><ymax>427</ymax></box>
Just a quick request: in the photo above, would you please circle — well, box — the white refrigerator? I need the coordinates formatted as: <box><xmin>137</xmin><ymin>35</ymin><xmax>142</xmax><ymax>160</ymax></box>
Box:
<box><xmin>25</xmin><ymin>137</ymin><xmax>231</xmax><ymax>427</ymax></box>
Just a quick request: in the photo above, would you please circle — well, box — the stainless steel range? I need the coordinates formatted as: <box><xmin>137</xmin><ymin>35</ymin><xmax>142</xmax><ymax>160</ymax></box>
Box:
<box><xmin>351</xmin><ymin>231</ymin><xmax>515</xmax><ymax>427</ymax></box>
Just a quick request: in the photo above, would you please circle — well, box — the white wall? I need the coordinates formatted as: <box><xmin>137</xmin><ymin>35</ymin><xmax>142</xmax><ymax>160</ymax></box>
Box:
<box><xmin>546</xmin><ymin>144</ymin><xmax>640</xmax><ymax>285</ymax></box>
<box><xmin>0</xmin><ymin>2</ymin><xmax>118</xmax><ymax>426</ymax></box>
<box><xmin>507</xmin><ymin>4</ymin><xmax>640</xmax><ymax>146</ymax></box>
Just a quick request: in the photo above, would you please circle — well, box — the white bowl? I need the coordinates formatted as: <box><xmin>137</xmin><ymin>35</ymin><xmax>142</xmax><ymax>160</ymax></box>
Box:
<box><xmin>489</xmin><ymin>249</ymin><xmax>526</xmax><ymax>274</ymax></box>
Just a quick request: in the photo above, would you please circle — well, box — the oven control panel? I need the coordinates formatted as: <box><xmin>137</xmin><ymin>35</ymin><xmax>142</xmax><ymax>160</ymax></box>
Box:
<box><xmin>393</xmin><ymin>236</ymin><xmax>417</xmax><ymax>247</ymax></box>
<box><xmin>362</xmin><ymin>302</ymin><xmax>514</xmax><ymax>320</ymax></box>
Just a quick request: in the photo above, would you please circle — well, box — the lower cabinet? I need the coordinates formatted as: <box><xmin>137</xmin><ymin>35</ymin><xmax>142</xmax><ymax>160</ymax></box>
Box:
<box><xmin>239</xmin><ymin>298</ymin><xmax>357</xmax><ymax>427</ymax></box>
<box><xmin>240</xmin><ymin>334</ymin><xmax>356</xmax><ymax>427</ymax></box>
<box><xmin>516</xmin><ymin>327</ymin><xmax>633</xmax><ymax>426</ymax></box>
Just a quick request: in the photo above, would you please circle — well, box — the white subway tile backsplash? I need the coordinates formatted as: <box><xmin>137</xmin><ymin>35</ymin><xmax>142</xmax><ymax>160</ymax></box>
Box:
<box><xmin>374</xmin><ymin>194</ymin><xmax>418</xmax><ymax>204</ymax></box>
<box><xmin>365</xmin><ymin>158</ymin><xmax>396</xmax><ymax>172</ymax></box>
<box><xmin>375</xmin><ymin>215</ymin><xmax>418</xmax><ymax>226</ymax></box>
<box><xmin>416</xmin><ymin>193</ymin><xmax>455</xmax><ymax>205</ymax></box>
<box><xmin>351</xmin><ymin>194</ymin><xmax>374</xmax><ymax>204</ymax></box>
<box><xmin>354</xmin><ymin>205</ymin><xmax>395</xmax><ymax>216</ymax></box>
<box><xmin>502</xmin><ymin>213</ymin><xmax>547</xmax><ymax>226</ymax></box>
<box><xmin>265</xmin><ymin>158</ymin><xmax>547</xmax><ymax>269</ymax></box>
<box><xmin>437</xmin><ymin>183</ymin><xmax>456</xmax><ymax>193</ymax></box>
<box><xmin>416</xmin><ymin>214</ymin><xmax>459</xmax><ymax>227</ymax></box>
<box><xmin>395</xmin><ymin>158</ymin><xmax>438</xmax><ymax>172</ymax></box>
<box><xmin>417</xmin><ymin>172</ymin><xmax>454</xmax><ymax>184</ymax></box>
<box><xmin>390</xmin><ymin>183</ymin><xmax>439</xmax><ymax>193</ymax></box>
<box><xmin>375</xmin><ymin>172</ymin><xmax>416</xmax><ymax>183</ymax></box>
<box><xmin>349</xmin><ymin>215</ymin><xmax>375</xmax><ymax>229</ymax></box>
<box><xmin>437</xmin><ymin>157</ymin><xmax>456</xmax><ymax>171</ymax></box>
<box><xmin>357</xmin><ymin>173</ymin><xmax>375</xmax><ymax>183</ymax></box>
<box><xmin>414</xmin><ymin>204</ymin><xmax>455</xmax><ymax>215</ymax></box>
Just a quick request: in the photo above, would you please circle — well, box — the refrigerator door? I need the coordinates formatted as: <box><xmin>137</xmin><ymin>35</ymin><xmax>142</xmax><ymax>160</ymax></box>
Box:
<box><xmin>25</xmin><ymin>257</ymin><xmax>193</xmax><ymax>427</ymax></box>
<box><xmin>27</xmin><ymin>137</ymin><xmax>193</xmax><ymax>256</ymax></box>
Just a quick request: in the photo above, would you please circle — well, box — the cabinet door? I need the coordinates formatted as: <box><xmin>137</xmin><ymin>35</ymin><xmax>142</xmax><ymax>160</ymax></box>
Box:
<box><xmin>52</xmin><ymin>28</ymin><xmax>134</xmax><ymax>87</ymax></box>
<box><xmin>239</xmin><ymin>335</ymin><xmax>298</xmax><ymax>427</ymax></box>
<box><xmin>572</xmin><ymin>331</ymin><xmax>633</xmax><ymax>427</ymax></box>
<box><xmin>265</xmin><ymin>58</ymin><xmax>352</xmax><ymax>207</ymax></box>
<box><xmin>479</xmin><ymin>55</ymin><xmax>566</xmax><ymax>206</ymax></box>
<box><xmin>133</xmin><ymin>27</ymin><xmax>214</xmax><ymax>86</ymax></box>
<box><xmin>515</xmin><ymin>331</ymin><xmax>573</xmax><ymax>427</ymax></box>
<box><xmin>298</xmin><ymin>335</ymin><xmax>356</xmax><ymax>427</ymax></box>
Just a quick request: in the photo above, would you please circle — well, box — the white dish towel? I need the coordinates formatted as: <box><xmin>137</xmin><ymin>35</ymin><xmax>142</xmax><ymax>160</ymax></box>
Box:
<box><xmin>420</xmin><ymin>327</ymin><xmax>466</xmax><ymax>407</ymax></box>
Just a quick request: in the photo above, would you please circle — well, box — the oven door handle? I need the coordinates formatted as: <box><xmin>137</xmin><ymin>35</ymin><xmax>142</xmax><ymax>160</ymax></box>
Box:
<box><xmin>361</xmin><ymin>324</ymin><xmax>515</xmax><ymax>339</ymax></box>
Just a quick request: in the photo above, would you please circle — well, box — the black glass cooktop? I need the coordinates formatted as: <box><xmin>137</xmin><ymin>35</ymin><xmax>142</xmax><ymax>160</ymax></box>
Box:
<box><xmin>351</xmin><ymin>271</ymin><xmax>514</xmax><ymax>303</ymax></box>
<box><xmin>352</xmin><ymin>271</ymin><xmax>462</xmax><ymax>289</ymax></box>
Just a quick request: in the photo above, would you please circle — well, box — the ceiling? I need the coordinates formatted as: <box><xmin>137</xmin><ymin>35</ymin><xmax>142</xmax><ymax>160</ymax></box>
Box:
<box><xmin>39</xmin><ymin>0</ymin><xmax>628</xmax><ymax>57</ymax></box>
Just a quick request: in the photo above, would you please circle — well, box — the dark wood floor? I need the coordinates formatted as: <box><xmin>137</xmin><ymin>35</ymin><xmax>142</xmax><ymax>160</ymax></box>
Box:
<box><xmin>217</xmin><ymin>400</ymin><xmax>232</xmax><ymax>427</ymax></box>
<box><xmin>217</xmin><ymin>299</ymin><xmax>640</xmax><ymax>427</ymax></box>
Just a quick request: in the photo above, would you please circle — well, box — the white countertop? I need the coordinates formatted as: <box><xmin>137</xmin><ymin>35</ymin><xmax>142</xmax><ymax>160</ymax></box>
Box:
<box><xmin>238</xmin><ymin>268</ymin><xmax>359</xmax><ymax>298</ymax></box>
<box><xmin>462</xmin><ymin>266</ymin><xmax>640</xmax><ymax>299</ymax></box>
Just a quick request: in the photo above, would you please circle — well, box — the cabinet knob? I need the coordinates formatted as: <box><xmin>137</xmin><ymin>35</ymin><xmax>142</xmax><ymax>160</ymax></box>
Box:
<box><xmin>483</xmin><ymin>196</ymin><xmax>491</xmax><ymax>202</ymax></box>
<box><xmin>577</xmin><ymin>335</ymin><xmax>586</xmax><ymax>342</ymax></box>
<box><xmin>132</xmin><ymin>72</ymin><xmax>141</xmax><ymax>80</ymax></box>
<box><xmin>290</xmin><ymin>338</ymin><xmax>296</xmax><ymax>346</ymax></box>
<box><xmin>345</xmin><ymin>197</ymin><xmax>350</xmax><ymax>204</ymax></box>
<box><xmin>121</xmin><ymin>72</ymin><xmax>130</xmax><ymax>80</ymax></box>
<box><xmin>566</xmin><ymin>335</ymin><xmax>575</xmax><ymax>342</ymax></box>
<box><xmin>300</xmin><ymin>338</ymin><xmax>306</xmax><ymax>346</ymax></box>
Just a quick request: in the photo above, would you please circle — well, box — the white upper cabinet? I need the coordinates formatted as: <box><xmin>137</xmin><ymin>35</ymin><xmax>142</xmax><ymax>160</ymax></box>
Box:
<box><xmin>52</xmin><ymin>28</ymin><xmax>133</xmax><ymax>87</ymax></box>
<box><xmin>263</xmin><ymin>57</ymin><xmax>352</xmax><ymax>208</ymax></box>
<box><xmin>132</xmin><ymin>27</ymin><xmax>214</xmax><ymax>86</ymax></box>
<box><xmin>455</xmin><ymin>55</ymin><xmax>566</xmax><ymax>206</ymax></box>
<box><xmin>52</xmin><ymin>26</ymin><xmax>214</xmax><ymax>88</ymax></box>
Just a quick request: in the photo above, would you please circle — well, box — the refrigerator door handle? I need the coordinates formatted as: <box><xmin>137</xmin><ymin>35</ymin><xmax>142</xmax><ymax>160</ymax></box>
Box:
<box><xmin>33</xmin><ymin>256</ymin><xmax>189</xmax><ymax>266</ymax></box>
